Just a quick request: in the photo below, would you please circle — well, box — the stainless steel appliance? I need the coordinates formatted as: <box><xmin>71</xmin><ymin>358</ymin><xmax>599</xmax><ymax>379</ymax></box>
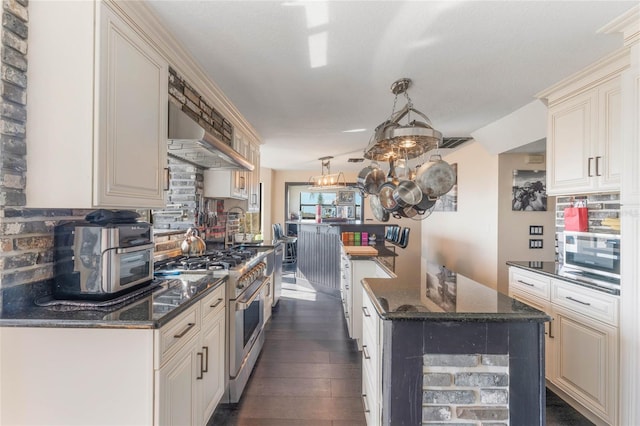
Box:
<box><xmin>53</xmin><ymin>219</ymin><xmax>154</xmax><ymax>300</ymax></box>
<box><xmin>561</xmin><ymin>231</ymin><xmax>621</xmax><ymax>290</ymax></box>
<box><xmin>153</xmin><ymin>247</ymin><xmax>271</xmax><ymax>403</ymax></box>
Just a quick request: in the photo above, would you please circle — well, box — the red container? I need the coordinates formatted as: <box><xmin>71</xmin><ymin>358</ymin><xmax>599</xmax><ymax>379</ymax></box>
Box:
<box><xmin>564</xmin><ymin>207</ymin><xmax>588</xmax><ymax>231</ymax></box>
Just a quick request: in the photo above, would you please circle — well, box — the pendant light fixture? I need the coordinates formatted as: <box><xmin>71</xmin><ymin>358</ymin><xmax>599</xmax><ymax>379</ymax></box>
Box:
<box><xmin>364</xmin><ymin>78</ymin><xmax>443</xmax><ymax>161</ymax></box>
<box><xmin>308</xmin><ymin>156</ymin><xmax>347</xmax><ymax>190</ymax></box>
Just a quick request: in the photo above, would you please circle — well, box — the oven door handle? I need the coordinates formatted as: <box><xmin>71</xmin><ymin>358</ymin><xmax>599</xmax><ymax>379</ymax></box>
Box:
<box><xmin>235</xmin><ymin>278</ymin><xmax>269</xmax><ymax>311</ymax></box>
<box><xmin>115</xmin><ymin>243</ymin><xmax>154</xmax><ymax>254</ymax></box>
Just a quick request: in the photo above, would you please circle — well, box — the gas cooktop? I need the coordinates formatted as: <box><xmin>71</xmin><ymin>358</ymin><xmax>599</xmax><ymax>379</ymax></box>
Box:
<box><xmin>154</xmin><ymin>248</ymin><xmax>258</xmax><ymax>273</ymax></box>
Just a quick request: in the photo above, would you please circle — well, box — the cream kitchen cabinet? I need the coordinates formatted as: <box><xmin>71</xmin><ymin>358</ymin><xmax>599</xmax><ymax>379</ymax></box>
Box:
<box><xmin>0</xmin><ymin>285</ymin><xmax>226</xmax><ymax>426</ymax></box>
<box><xmin>508</xmin><ymin>266</ymin><xmax>619</xmax><ymax>425</ymax></box>
<box><xmin>540</xmin><ymin>52</ymin><xmax>628</xmax><ymax>196</ymax></box>
<box><xmin>26</xmin><ymin>1</ymin><xmax>168</xmax><ymax>208</ymax></box>
<box><xmin>158</xmin><ymin>285</ymin><xmax>226</xmax><ymax>426</ymax></box>
<box><xmin>362</xmin><ymin>286</ymin><xmax>384</xmax><ymax>426</ymax></box>
<box><xmin>204</xmin><ymin>131</ymin><xmax>250</xmax><ymax>200</ymax></box>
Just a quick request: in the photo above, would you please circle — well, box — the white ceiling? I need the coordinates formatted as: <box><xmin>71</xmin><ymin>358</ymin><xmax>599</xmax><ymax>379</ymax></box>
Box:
<box><xmin>147</xmin><ymin>1</ymin><xmax>636</xmax><ymax>172</ymax></box>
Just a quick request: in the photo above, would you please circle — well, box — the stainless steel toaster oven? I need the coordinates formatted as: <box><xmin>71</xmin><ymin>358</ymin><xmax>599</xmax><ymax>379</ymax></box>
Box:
<box><xmin>53</xmin><ymin>220</ymin><xmax>154</xmax><ymax>300</ymax></box>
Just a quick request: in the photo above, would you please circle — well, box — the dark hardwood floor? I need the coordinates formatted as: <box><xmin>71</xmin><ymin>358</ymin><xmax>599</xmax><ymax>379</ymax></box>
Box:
<box><xmin>211</xmin><ymin>273</ymin><xmax>594</xmax><ymax>426</ymax></box>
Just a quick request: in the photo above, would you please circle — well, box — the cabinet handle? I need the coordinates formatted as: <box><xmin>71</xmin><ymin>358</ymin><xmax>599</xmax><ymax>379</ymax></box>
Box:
<box><xmin>517</xmin><ymin>280</ymin><xmax>535</xmax><ymax>287</ymax></box>
<box><xmin>252</xmin><ymin>194</ymin><xmax>257</xmax><ymax>205</ymax></box>
<box><xmin>362</xmin><ymin>394</ymin><xmax>370</xmax><ymax>413</ymax></box>
<box><xmin>595</xmin><ymin>156</ymin><xmax>602</xmax><ymax>176</ymax></box>
<box><xmin>566</xmin><ymin>296</ymin><xmax>591</xmax><ymax>306</ymax></box>
<box><xmin>363</xmin><ymin>345</ymin><xmax>371</xmax><ymax>360</ymax></box>
<box><xmin>345</xmin><ymin>285</ymin><xmax>349</xmax><ymax>290</ymax></box>
<box><xmin>202</xmin><ymin>346</ymin><xmax>209</xmax><ymax>373</ymax></box>
<box><xmin>548</xmin><ymin>318</ymin><xmax>554</xmax><ymax>339</ymax></box>
<box><xmin>239</xmin><ymin>176</ymin><xmax>246</xmax><ymax>190</ymax></box>
<box><xmin>588</xmin><ymin>157</ymin><xmax>594</xmax><ymax>177</ymax></box>
<box><xmin>210</xmin><ymin>298</ymin><xmax>223</xmax><ymax>308</ymax></box>
<box><xmin>174</xmin><ymin>322</ymin><xmax>195</xmax><ymax>338</ymax></box>
<box><xmin>163</xmin><ymin>167</ymin><xmax>170</xmax><ymax>191</ymax></box>
<box><xmin>363</xmin><ymin>306</ymin><xmax>371</xmax><ymax>317</ymax></box>
<box><xmin>196</xmin><ymin>352</ymin><xmax>204</xmax><ymax>380</ymax></box>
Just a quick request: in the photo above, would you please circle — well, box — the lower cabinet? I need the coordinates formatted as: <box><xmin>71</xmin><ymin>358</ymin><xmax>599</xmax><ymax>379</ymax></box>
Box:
<box><xmin>157</xmin><ymin>285</ymin><xmax>226</xmax><ymax>426</ymax></box>
<box><xmin>0</xmin><ymin>286</ymin><xmax>226</xmax><ymax>426</ymax></box>
<box><xmin>509</xmin><ymin>267</ymin><xmax>619</xmax><ymax>425</ymax></box>
<box><xmin>362</xmin><ymin>286</ymin><xmax>383</xmax><ymax>426</ymax></box>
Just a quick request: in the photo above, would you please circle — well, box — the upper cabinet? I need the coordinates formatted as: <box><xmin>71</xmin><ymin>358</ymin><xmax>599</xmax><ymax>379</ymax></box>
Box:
<box><xmin>203</xmin><ymin>130</ymin><xmax>261</xmax><ymax>208</ymax></box>
<box><xmin>26</xmin><ymin>1</ymin><xmax>168</xmax><ymax>209</ymax></box>
<box><xmin>538</xmin><ymin>50</ymin><xmax>628</xmax><ymax>196</ymax></box>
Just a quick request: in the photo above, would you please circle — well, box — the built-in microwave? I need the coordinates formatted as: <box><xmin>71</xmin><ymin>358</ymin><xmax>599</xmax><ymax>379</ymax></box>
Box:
<box><xmin>562</xmin><ymin>231</ymin><xmax>620</xmax><ymax>289</ymax></box>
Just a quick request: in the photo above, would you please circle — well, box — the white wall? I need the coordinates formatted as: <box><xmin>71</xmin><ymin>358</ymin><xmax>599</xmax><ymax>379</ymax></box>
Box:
<box><xmin>260</xmin><ymin>167</ymin><xmax>274</xmax><ymax>240</ymax></box>
<box><xmin>421</xmin><ymin>141</ymin><xmax>499</xmax><ymax>288</ymax></box>
<box><xmin>496</xmin><ymin>153</ymin><xmax>556</xmax><ymax>294</ymax></box>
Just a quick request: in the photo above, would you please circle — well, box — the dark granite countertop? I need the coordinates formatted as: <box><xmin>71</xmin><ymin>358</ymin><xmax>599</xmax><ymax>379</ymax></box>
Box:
<box><xmin>507</xmin><ymin>261</ymin><xmax>620</xmax><ymax>295</ymax></box>
<box><xmin>362</xmin><ymin>263</ymin><xmax>550</xmax><ymax>322</ymax></box>
<box><xmin>0</xmin><ymin>273</ymin><xmax>227</xmax><ymax>329</ymax></box>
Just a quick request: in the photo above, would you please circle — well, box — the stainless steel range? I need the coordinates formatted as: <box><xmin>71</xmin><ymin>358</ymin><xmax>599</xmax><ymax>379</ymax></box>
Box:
<box><xmin>154</xmin><ymin>247</ymin><xmax>273</xmax><ymax>403</ymax></box>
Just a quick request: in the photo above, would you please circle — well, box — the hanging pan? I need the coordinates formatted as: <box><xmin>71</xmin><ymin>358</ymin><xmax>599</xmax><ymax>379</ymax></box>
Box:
<box><xmin>415</xmin><ymin>154</ymin><xmax>456</xmax><ymax>198</ymax></box>
<box><xmin>369</xmin><ymin>194</ymin><xmax>389</xmax><ymax>222</ymax></box>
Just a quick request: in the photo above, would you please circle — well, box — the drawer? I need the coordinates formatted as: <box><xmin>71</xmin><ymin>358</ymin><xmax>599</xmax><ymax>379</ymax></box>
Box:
<box><xmin>510</xmin><ymin>268</ymin><xmax>551</xmax><ymax>300</ymax></box>
<box><xmin>201</xmin><ymin>284</ymin><xmax>225</xmax><ymax>324</ymax></box>
<box><xmin>551</xmin><ymin>280</ymin><xmax>619</xmax><ymax>326</ymax></box>
<box><xmin>157</xmin><ymin>304</ymin><xmax>200</xmax><ymax>366</ymax></box>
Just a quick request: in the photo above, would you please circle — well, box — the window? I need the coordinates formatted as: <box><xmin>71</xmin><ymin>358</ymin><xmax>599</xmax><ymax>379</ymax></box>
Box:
<box><xmin>299</xmin><ymin>191</ymin><xmax>362</xmax><ymax>220</ymax></box>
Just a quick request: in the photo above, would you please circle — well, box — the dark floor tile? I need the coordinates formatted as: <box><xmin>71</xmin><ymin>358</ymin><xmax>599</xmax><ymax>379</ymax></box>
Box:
<box><xmin>263</xmin><ymin>338</ymin><xmax>357</xmax><ymax>353</ymax></box>
<box><xmin>330</xmin><ymin>350</ymin><xmax>362</xmax><ymax>364</ymax></box>
<box><xmin>244</xmin><ymin>377</ymin><xmax>331</xmax><ymax>397</ymax></box>
<box><xmin>332</xmin><ymin>420</ymin><xmax>367</xmax><ymax>426</ymax></box>
<box><xmin>259</xmin><ymin>347</ymin><xmax>331</xmax><ymax>363</ymax></box>
<box><xmin>265</xmin><ymin>328</ymin><xmax>350</xmax><ymax>341</ymax></box>
<box><xmin>251</xmin><ymin>362</ymin><xmax>361</xmax><ymax>379</ymax></box>
<box><xmin>545</xmin><ymin>389</ymin><xmax>595</xmax><ymax>426</ymax></box>
<box><xmin>330</xmin><ymin>378</ymin><xmax>362</xmax><ymax>397</ymax></box>
<box><xmin>235</xmin><ymin>396</ymin><xmax>365</xmax><ymax>421</ymax></box>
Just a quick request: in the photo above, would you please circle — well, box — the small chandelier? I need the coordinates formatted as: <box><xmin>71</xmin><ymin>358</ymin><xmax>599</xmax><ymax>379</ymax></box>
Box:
<box><xmin>364</xmin><ymin>78</ymin><xmax>443</xmax><ymax>161</ymax></box>
<box><xmin>308</xmin><ymin>156</ymin><xmax>346</xmax><ymax>190</ymax></box>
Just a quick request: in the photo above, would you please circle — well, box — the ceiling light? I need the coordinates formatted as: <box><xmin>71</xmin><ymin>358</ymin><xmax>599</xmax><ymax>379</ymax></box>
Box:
<box><xmin>364</xmin><ymin>78</ymin><xmax>443</xmax><ymax>161</ymax></box>
<box><xmin>308</xmin><ymin>156</ymin><xmax>346</xmax><ymax>190</ymax></box>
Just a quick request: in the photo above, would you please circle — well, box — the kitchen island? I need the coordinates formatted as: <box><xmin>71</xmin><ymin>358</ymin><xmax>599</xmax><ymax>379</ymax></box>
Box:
<box><xmin>358</xmin><ymin>262</ymin><xmax>550</xmax><ymax>426</ymax></box>
<box><xmin>295</xmin><ymin>221</ymin><xmax>396</xmax><ymax>291</ymax></box>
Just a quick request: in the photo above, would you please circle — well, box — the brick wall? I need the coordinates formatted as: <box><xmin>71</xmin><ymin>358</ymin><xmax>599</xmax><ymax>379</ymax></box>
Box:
<box><xmin>422</xmin><ymin>354</ymin><xmax>510</xmax><ymax>425</ymax></box>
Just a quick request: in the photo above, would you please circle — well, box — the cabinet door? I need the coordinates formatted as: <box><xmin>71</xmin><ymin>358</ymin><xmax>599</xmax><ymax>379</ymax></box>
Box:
<box><xmin>201</xmin><ymin>310</ymin><xmax>225</xmax><ymax>425</ymax></box>
<box><xmin>596</xmin><ymin>76</ymin><xmax>622</xmax><ymax>191</ymax></box>
<box><xmin>547</xmin><ymin>90</ymin><xmax>596</xmax><ymax>195</ymax></box>
<box><xmin>510</xmin><ymin>292</ymin><xmax>555</xmax><ymax>380</ymax></box>
<box><xmin>553</xmin><ymin>309</ymin><xmax>618</xmax><ymax>425</ymax></box>
<box><xmin>157</xmin><ymin>336</ymin><xmax>200</xmax><ymax>426</ymax></box>
<box><xmin>96</xmin><ymin>5</ymin><xmax>168</xmax><ymax>208</ymax></box>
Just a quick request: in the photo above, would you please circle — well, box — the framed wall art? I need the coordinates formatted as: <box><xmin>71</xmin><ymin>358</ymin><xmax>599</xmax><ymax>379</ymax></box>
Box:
<box><xmin>512</xmin><ymin>170</ymin><xmax>547</xmax><ymax>211</ymax></box>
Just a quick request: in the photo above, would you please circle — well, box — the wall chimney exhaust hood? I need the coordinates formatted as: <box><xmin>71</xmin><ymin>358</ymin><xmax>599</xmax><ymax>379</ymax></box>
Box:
<box><xmin>168</xmin><ymin>102</ymin><xmax>254</xmax><ymax>171</ymax></box>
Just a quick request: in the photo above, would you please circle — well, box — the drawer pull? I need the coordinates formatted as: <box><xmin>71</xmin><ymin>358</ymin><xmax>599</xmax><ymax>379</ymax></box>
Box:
<box><xmin>196</xmin><ymin>352</ymin><xmax>204</xmax><ymax>380</ymax></box>
<box><xmin>174</xmin><ymin>322</ymin><xmax>195</xmax><ymax>338</ymax></box>
<box><xmin>363</xmin><ymin>345</ymin><xmax>371</xmax><ymax>360</ymax></box>
<box><xmin>517</xmin><ymin>280</ymin><xmax>535</xmax><ymax>287</ymax></box>
<box><xmin>210</xmin><ymin>298</ymin><xmax>223</xmax><ymax>308</ymax></box>
<box><xmin>202</xmin><ymin>346</ymin><xmax>209</xmax><ymax>373</ymax></box>
<box><xmin>363</xmin><ymin>306</ymin><xmax>371</xmax><ymax>317</ymax></box>
<box><xmin>566</xmin><ymin>296</ymin><xmax>591</xmax><ymax>306</ymax></box>
<box><xmin>362</xmin><ymin>394</ymin><xmax>370</xmax><ymax>413</ymax></box>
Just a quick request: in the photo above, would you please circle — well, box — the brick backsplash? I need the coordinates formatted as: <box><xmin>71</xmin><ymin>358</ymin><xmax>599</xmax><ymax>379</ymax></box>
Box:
<box><xmin>422</xmin><ymin>354</ymin><xmax>510</xmax><ymax>425</ymax></box>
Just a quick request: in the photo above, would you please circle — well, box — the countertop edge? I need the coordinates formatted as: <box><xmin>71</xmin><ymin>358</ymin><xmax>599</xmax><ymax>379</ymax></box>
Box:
<box><xmin>506</xmin><ymin>261</ymin><xmax>620</xmax><ymax>296</ymax></box>
<box><xmin>0</xmin><ymin>277</ymin><xmax>227</xmax><ymax>329</ymax></box>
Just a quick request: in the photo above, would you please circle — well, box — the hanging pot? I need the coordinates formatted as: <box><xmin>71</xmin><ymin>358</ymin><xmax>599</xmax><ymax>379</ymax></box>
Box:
<box><xmin>378</xmin><ymin>182</ymin><xmax>400</xmax><ymax>213</ymax></box>
<box><xmin>412</xmin><ymin>194</ymin><xmax>437</xmax><ymax>215</ymax></box>
<box><xmin>415</xmin><ymin>154</ymin><xmax>456</xmax><ymax>198</ymax></box>
<box><xmin>392</xmin><ymin>205</ymin><xmax>419</xmax><ymax>219</ymax></box>
<box><xmin>357</xmin><ymin>162</ymin><xmax>386</xmax><ymax>195</ymax></box>
<box><xmin>392</xmin><ymin>180</ymin><xmax>423</xmax><ymax>208</ymax></box>
<box><xmin>369</xmin><ymin>194</ymin><xmax>389</xmax><ymax>222</ymax></box>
